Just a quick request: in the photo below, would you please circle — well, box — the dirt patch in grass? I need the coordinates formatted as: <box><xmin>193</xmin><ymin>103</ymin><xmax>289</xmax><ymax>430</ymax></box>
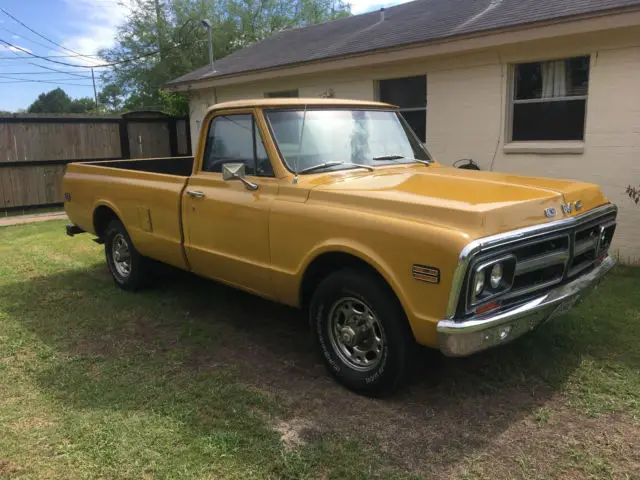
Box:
<box><xmin>0</xmin><ymin>459</ymin><xmax>21</xmax><ymax>477</ymax></box>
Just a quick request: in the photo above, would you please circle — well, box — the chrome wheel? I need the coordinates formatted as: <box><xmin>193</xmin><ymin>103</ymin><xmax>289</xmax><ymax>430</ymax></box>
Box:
<box><xmin>111</xmin><ymin>233</ymin><xmax>132</xmax><ymax>278</ymax></box>
<box><xmin>328</xmin><ymin>297</ymin><xmax>385</xmax><ymax>371</ymax></box>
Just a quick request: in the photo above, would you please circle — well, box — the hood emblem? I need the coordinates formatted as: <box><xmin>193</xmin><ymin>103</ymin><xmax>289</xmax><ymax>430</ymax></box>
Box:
<box><xmin>546</xmin><ymin>200</ymin><xmax>583</xmax><ymax>218</ymax></box>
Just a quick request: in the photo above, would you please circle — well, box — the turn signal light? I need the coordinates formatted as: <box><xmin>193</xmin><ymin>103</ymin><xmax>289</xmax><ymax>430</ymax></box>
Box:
<box><xmin>474</xmin><ymin>301</ymin><xmax>501</xmax><ymax>315</ymax></box>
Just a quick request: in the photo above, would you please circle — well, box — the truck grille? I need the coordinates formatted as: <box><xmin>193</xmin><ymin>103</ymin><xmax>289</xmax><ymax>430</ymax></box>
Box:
<box><xmin>457</xmin><ymin>206</ymin><xmax>617</xmax><ymax>316</ymax></box>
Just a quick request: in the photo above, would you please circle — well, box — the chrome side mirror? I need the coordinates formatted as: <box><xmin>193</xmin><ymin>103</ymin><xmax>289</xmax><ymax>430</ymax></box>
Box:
<box><xmin>222</xmin><ymin>163</ymin><xmax>258</xmax><ymax>191</ymax></box>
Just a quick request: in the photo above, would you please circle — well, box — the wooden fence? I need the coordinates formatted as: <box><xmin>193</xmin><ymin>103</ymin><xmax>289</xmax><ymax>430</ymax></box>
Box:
<box><xmin>0</xmin><ymin>111</ymin><xmax>191</xmax><ymax>213</ymax></box>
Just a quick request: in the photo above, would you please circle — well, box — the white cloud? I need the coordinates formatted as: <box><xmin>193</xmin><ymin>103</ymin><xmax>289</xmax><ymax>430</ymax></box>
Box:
<box><xmin>60</xmin><ymin>0</ymin><xmax>130</xmax><ymax>66</ymax></box>
<box><xmin>0</xmin><ymin>44</ymin><xmax>32</xmax><ymax>54</ymax></box>
<box><xmin>349</xmin><ymin>0</ymin><xmax>414</xmax><ymax>15</ymax></box>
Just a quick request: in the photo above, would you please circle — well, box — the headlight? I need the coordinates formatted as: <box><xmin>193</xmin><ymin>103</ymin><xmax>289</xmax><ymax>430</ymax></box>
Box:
<box><xmin>467</xmin><ymin>255</ymin><xmax>516</xmax><ymax>309</ymax></box>
<box><xmin>490</xmin><ymin>263</ymin><xmax>503</xmax><ymax>289</ymax></box>
<box><xmin>473</xmin><ymin>270</ymin><xmax>485</xmax><ymax>297</ymax></box>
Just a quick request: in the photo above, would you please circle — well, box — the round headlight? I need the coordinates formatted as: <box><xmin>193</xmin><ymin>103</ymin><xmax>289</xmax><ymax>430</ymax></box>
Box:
<box><xmin>473</xmin><ymin>270</ymin><xmax>485</xmax><ymax>297</ymax></box>
<box><xmin>490</xmin><ymin>263</ymin><xmax>503</xmax><ymax>289</ymax></box>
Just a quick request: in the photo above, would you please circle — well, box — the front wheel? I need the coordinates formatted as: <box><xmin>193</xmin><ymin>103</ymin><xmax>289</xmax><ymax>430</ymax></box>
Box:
<box><xmin>309</xmin><ymin>269</ymin><xmax>416</xmax><ymax>396</ymax></box>
<box><xmin>104</xmin><ymin>219</ymin><xmax>152</xmax><ymax>291</ymax></box>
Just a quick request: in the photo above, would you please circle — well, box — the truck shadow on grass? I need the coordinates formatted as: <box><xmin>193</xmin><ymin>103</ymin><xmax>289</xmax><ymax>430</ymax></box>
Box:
<box><xmin>3</xmin><ymin>262</ymin><xmax>636</xmax><ymax>477</ymax></box>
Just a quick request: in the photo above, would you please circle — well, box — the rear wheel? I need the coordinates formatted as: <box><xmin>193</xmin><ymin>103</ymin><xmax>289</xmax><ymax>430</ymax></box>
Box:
<box><xmin>309</xmin><ymin>268</ymin><xmax>416</xmax><ymax>396</ymax></box>
<box><xmin>104</xmin><ymin>219</ymin><xmax>152</xmax><ymax>291</ymax></box>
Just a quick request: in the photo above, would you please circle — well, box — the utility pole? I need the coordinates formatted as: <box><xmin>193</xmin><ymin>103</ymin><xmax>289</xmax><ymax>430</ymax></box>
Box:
<box><xmin>154</xmin><ymin>0</ymin><xmax>165</xmax><ymax>61</ymax></box>
<box><xmin>201</xmin><ymin>19</ymin><xmax>215</xmax><ymax>71</ymax></box>
<box><xmin>91</xmin><ymin>67</ymin><xmax>99</xmax><ymax>110</ymax></box>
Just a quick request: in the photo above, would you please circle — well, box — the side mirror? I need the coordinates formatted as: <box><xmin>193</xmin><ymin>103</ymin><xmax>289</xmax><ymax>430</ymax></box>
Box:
<box><xmin>222</xmin><ymin>163</ymin><xmax>258</xmax><ymax>191</ymax></box>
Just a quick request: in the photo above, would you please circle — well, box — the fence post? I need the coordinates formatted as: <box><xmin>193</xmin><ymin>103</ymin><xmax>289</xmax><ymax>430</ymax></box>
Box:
<box><xmin>119</xmin><ymin>118</ymin><xmax>130</xmax><ymax>159</ymax></box>
<box><xmin>168</xmin><ymin>117</ymin><xmax>178</xmax><ymax>157</ymax></box>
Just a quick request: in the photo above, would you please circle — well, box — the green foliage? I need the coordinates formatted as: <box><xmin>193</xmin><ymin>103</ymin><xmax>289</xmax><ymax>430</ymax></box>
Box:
<box><xmin>158</xmin><ymin>90</ymin><xmax>189</xmax><ymax>116</ymax></box>
<box><xmin>27</xmin><ymin>88</ymin><xmax>96</xmax><ymax>114</ymax></box>
<box><xmin>99</xmin><ymin>0</ymin><xmax>350</xmax><ymax>113</ymax></box>
<box><xmin>97</xmin><ymin>83</ymin><xmax>124</xmax><ymax>112</ymax></box>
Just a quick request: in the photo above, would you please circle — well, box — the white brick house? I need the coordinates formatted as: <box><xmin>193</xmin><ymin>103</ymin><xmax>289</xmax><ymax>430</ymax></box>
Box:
<box><xmin>167</xmin><ymin>0</ymin><xmax>640</xmax><ymax>261</ymax></box>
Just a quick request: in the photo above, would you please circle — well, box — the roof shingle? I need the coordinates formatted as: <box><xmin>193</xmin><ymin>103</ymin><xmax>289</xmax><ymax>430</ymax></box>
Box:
<box><xmin>168</xmin><ymin>0</ymin><xmax>640</xmax><ymax>86</ymax></box>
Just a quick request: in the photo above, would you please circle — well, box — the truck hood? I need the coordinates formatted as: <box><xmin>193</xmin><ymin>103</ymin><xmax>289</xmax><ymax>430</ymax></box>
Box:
<box><xmin>307</xmin><ymin>165</ymin><xmax>608</xmax><ymax>237</ymax></box>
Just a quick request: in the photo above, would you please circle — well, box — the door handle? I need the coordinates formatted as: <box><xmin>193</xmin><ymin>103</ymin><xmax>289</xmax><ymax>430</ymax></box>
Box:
<box><xmin>186</xmin><ymin>190</ymin><xmax>205</xmax><ymax>198</ymax></box>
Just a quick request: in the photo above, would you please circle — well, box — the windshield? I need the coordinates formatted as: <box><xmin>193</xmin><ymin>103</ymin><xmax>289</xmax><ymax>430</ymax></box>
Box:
<box><xmin>264</xmin><ymin>109</ymin><xmax>431</xmax><ymax>174</ymax></box>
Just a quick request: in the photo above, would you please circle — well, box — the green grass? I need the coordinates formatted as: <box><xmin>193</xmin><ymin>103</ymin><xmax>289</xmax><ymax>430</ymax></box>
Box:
<box><xmin>1</xmin><ymin>220</ymin><xmax>639</xmax><ymax>479</ymax></box>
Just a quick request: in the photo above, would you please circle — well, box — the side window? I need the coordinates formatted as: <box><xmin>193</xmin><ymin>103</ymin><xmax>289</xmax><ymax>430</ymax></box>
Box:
<box><xmin>203</xmin><ymin>114</ymin><xmax>273</xmax><ymax>176</ymax></box>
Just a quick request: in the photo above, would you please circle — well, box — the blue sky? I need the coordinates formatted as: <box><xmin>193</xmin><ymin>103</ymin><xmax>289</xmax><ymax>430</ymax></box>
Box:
<box><xmin>0</xmin><ymin>0</ymin><xmax>411</xmax><ymax>112</ymax></box>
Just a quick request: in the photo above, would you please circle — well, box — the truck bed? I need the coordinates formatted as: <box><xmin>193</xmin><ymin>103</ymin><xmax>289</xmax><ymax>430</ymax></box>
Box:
<box><xmin>64</xmin><ymin>156</ymin><xmax>194</xmax><ymax>271</ymax></box>
<box><xmin>85</xmin><ymin>156</ymin><xmax>194</xmax><ymax>177</ymax></box>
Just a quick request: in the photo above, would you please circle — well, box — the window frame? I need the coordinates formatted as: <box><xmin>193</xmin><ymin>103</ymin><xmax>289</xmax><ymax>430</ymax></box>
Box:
<box><xmin>199</xmin><ymin>109</ymin><xmax>275</xmax><ymax>177</ymax></box>
<box><xmin>506</xmin><ymin>55</ymin><xmax>591</xmax><ymax>144</ymax></box>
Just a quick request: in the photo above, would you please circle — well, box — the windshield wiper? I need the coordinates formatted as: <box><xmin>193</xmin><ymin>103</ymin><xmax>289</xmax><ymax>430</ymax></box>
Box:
<box><xmin>372</xmin><ymin>154</ymin><xmax>431</xmax><ymax>166</ymax></box>
<box><xmin>299</xmin><ymin>162</ymin><xmax>375</xmax><ymax>174</ymax></box>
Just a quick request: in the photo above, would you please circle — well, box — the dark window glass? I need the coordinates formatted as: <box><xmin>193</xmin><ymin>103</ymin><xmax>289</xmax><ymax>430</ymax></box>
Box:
<box><xmin>265</xmin><ymin>90</ymin><xmax>299</xmax><ymax>98</ymax></box>
<box><xmin>203</xmin><ymin>115</ymin><xmax>273</xmax><ymax>176</ymax></box>
<box><xmin>399</xmin><ymin>110</ymin><xmax>426</xmax><ymax>142</ymax></box>
<box><xmin>512</xmin><ymin>100</ymin><xmax>586</xmax><ymax>141</ymax></box>
<box><xmin>512</xmin><ymin>56</ymin><xmax>589</xmax><ymax>141</ymax></box>
<box><xmin>379</xmin><ymin>76</ymin><xmax>426</xmax><ymax>108</ymax></box>
<box><xmin>379</xmin><ymin>75</ymin><xmax>427</xmax><ymax>142</ymax></box>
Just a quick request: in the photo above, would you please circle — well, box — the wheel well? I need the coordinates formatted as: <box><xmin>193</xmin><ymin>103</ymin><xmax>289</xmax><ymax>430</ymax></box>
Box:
<box><xmin>300</xmin><ymin>252</ymin><xmax>394</xmax><ymax>310</ymax></box>
<box><xmin>93</xmin><ymin>206</ymin><xmax>119</xmax><ymax>239</ymax></box>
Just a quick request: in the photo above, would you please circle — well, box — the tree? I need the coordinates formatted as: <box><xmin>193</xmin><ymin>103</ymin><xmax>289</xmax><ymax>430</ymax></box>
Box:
<box><xmin>27</xmin><ymin>88</ymin><xmax>96</xmax><ymax>114</ymax></box>
<box><xmin>99</xmin><ymin>0</ymin><xmax>350</xmax><ymax>114</ymax></box>
<box><xmin>27</xmin><ymin>88</ymin><xmax>72</xmax><ymax>113</ymax></box>
<box><xmin>69</xmin><ymin>97</ymin><xmax>97</xmax><ymax>114</ymax></box>
<box><xmin>98</xmin><ymin>84</ymin><xmax>124</xmax><ymax>112</ymax></box>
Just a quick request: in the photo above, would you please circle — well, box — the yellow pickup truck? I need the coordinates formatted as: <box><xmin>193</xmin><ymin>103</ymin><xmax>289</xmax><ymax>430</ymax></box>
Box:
<box><xmin>64</xmin><ymin>98</ymin><xmax>617</xmax><ymax>395</ymax></box>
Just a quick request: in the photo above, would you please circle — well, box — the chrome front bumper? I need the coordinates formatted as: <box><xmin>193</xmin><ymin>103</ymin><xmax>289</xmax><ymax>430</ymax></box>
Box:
<box><xmin>437</xmin><ymin>255</ymin><xmax>615</xmax><ymax>357</ymax></box>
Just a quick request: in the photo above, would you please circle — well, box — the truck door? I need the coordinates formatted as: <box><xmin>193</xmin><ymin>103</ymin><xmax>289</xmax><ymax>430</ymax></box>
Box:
<box><xmin>182</xmin><ymin>108</ymin><xmax>279</xmax><ymax>298</ymax></box>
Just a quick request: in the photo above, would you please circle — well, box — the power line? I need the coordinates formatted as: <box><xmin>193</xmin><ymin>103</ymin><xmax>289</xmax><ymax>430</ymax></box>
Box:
<box><xmin>0</xmin><ymin>37</ymin><xmax>199</xmax><ymax>68</ymax></box>
<box><xmin>0</xmin><ymin>54</ymin><xmax>102</xmax><ymax>59</ymax></box>
<box><xmin>0</xmin><ymin>7</ymin><xmax>99</xmax><ymax>61</ymax></box>
<box><xmin>0</xmin><ymin>77</ymin><xmax>95</xmax><ymax>87</ymax></box>
<box><xmin>0</xmin><ymin>25</ymin><xmax>73</xmax><ymax>57</ymax></box>
<box><xmin>0</xmin><ymin>38</ymin><xmax>108</xmax><ymax>68</ymax></box>
<box><xmin>26</xmin><ymin>63</ymin><xmax>93</xmax><ymax>78</ymax></box>
<box><xmin>0</xmin><ymin>70</ymin><xmax>94</xmax><ymax>76</ymax></box>
<box><xmin>0</xmin><ymin>75</ymin><xmax>96</xmax><ymax>82</ymax></box>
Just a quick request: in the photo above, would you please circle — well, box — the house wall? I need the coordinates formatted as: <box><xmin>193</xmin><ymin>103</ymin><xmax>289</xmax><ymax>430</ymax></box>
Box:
<box><xmin>187</xmin><ymin>26</ymin><xmax>640</xmax><ymax>261</ymax></box>
<box><xmin>427</xmin><ymin>28</ymin><xmax>640</xmax><ymax>262</ymax></box>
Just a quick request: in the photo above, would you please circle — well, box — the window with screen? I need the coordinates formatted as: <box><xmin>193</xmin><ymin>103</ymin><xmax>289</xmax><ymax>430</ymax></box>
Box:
<box><xmin>510</xmin><ymin>56</ymin><xmax>590</xmax><ymax>141</ymax></box>
<box><xmin>378</xmin><ymin>75</ymin><xmax>427</xmax><ymax>142</ymax></box>
<box><xmin>202</xmin><ymin>114</ymin><xmax>273</xmax><ymax>176</ymax></box>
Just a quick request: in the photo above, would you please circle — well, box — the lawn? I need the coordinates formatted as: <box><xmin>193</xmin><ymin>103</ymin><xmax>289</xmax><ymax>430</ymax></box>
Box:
<box><xmin>1</xmin><ymin>220</ymin><xmax>639</xmax><ymax>479</ymax></box>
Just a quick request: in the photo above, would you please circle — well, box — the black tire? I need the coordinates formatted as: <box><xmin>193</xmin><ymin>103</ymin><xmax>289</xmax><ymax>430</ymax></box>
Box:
<box><xmin>309</xmin><ymin>268</ymin><xmax>416</xmax><ymax>396</ymax></box>
<box><xmin>104</xmin><ymin>219</ymin><xmax>152</xmax><ymax>291</ymax></box>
